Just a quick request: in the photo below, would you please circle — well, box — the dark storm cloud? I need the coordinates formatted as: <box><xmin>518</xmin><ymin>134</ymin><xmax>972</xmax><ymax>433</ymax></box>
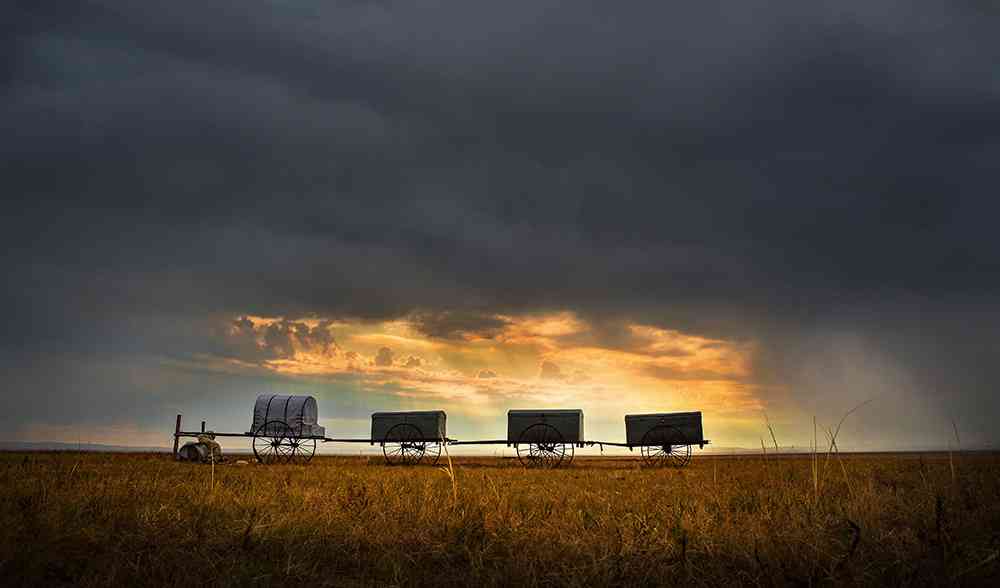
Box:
<box><xmin>409</xmin><ymin>310</ymin><xmax>510</xmax><ymax>340</ymax></box>
<box><xmin>3</xmin><ymin>1</ymin><xmax>1000</xmax><ymax>444</ymax></box>
<box><xmin>554</xmin><ymin>315</ymin><xmax>696</xmax><ymax>357</ymax></box>
<box><xmin>5</xmin><ymin>1</ymin><xmax>998</xmax><ymax>321</ymax></box>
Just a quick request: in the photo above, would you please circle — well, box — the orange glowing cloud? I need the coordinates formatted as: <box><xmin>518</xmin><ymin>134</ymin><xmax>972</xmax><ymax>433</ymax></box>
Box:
<box><xmin>214</xmin><ymin>311</ymin><xmax>767</xmax><ymax>428</ymax></box>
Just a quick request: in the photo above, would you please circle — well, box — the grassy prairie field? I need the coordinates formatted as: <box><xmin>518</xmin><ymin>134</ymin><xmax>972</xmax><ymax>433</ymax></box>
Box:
<box><xmin>1</xmin><ymin>451</ymin><xmax>998</xmax><ymax>586</ymax></box>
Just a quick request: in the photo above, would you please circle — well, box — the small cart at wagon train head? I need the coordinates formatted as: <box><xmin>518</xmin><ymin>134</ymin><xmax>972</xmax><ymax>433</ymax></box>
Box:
<box><xmin>371</xmin><ymin>410</ymin><xmax>447</xmax><ymax>466</ymax></box>
<box><xmin>625</xmin><ymin>411</ymin><xmax>708</xmax><ymax>467</ymax></box>
<box><xmin>250</xmin><ymin>394</ymin><xmax>326</xmax><ymax>464</ymax></box>
<box><xmin>508</xmin><ymin>409</ymin><xmax>584</xmax><ymax>468</ymax></box>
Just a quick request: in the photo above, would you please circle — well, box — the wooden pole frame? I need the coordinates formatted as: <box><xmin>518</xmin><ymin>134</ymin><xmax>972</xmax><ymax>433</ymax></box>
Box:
<box><xmin>172</xmin><ymin>414</ymin><xmax>182</xmax><ymax>458</ymax></box>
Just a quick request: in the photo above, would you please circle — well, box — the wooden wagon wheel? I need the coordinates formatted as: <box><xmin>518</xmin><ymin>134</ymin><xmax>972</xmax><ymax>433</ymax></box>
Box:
<box><xmin>640</xmin><ymin>424</ymin><xmax>692</xmax><ymax>467</ymax></box>
<box><xmin>381</xmin><ymin>422</ymin><xmax>428</xmax><ymax>465</ymax></box>
<box><xmin>425</xmin><ymin>441</ymin><xmax>442</xmax><ymax>466</ymax></box>
<box><xmin>516</xmin><ymin>423</ymin><xmax>572</xmax><ymax>468</ymax></box>
<box><xmin>252</xmin><ymin>420</ymin><xmax>294</xmax><ymax>464</ymax></box>
<box><xmin>287</xmin><ymin>432</ymin><xmax>317</xmax><ymax>465</ymax></box>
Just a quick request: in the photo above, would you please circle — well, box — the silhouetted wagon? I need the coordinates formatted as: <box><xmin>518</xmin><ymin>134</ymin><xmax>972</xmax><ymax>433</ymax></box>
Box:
<box><xmin>507</xmin><ymin>409</ymin><xmax>584</xmax><ymax>468</ymax></box>
<box><xmin>625</xmin><ymin>411</ymin><xmax>707</xmax><ymax>467</ymax></box>
<box><xmin>371</xmin><ymin>411</ymin><xmax>447</xmax><ymax>465</ymax></box>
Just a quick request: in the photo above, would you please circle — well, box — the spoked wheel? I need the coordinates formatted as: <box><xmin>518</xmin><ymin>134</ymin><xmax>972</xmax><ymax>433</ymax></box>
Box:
<box><xmin>252</xmin><ymin>420</ymin><xmax>295</xmax><ymax>464</ymax></box>
<box><xmin>516</xmin><ymin>423</ymin><xmax>573</xmax><ymax>468</ymax></box>
<box><xmin>382</xmin><ymin>423</ymin><xmax>429</xmax><ymax>465</ymax></box>
<box><xmin>640</xmin><ymin>425</ymin><xmax>692</xmax><ymax>467</ymax></box>
<box><xmin>425</xmin><ymin>442</ymin><xmax>442</xmax><ymax>466</ymax></box>
<box><xmin>287</xmin><ymin>432</ymin><xmax>317</xmax><ymax>464</ymax></box>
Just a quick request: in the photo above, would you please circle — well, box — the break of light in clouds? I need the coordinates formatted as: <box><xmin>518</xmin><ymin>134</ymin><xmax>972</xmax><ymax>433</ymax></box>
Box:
<box><xmin>218</xmin><ymin>311</ymin><xmax>760</xmax><ymax>416</ymax></box>
<box><xmin>2</xmin><ymin>1</ymin><xmax>999</xmax><ymax>452</ymax></box>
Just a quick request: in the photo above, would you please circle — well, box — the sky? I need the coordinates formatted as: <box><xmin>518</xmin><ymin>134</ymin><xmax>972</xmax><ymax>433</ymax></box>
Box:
<box><xmin>2</xmin><ymin>1</ymin><xmax>999</xmax><ymax>453</ymax></box>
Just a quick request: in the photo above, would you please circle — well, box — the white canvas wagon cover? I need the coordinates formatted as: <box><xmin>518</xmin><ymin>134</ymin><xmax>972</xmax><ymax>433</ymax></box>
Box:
<box><xmin>251</xmin><ymin>394</ymin><xmax>325</xmax><ymax>438</ymax></box>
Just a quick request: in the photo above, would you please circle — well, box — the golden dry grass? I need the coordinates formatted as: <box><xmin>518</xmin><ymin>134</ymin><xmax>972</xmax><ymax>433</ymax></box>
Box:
<box><xmin>1</xmin><ymin>451</ymin><xmax>998</xmax><ymax>586</ymax></box>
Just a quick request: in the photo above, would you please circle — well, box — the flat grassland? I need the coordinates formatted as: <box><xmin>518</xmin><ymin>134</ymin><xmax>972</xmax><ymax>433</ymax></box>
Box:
<box><xmin>1</xmin><ymin>452</ymin><xmax>998</xmax><ymax>586</ymax></box>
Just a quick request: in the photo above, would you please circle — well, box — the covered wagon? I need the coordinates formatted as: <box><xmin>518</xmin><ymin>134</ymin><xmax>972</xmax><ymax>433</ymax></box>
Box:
<box><xmin>249</xmin><ymin>394</ymin><xmax>326</xmax><ymax>464</ymax></box>
<box><xmin>625</xmin><ymin>411</ymin><xmax>707</xmax><ymax>467</ymax></box>
<box><xmin>371</xmin><ymin>411</ymin><xmax>447</xmax><ymax>465</ymax></box>
<box><xmin>507</xmin><ymin>409</ymin><xmax>584</xmax><ymax>468</ymax></box>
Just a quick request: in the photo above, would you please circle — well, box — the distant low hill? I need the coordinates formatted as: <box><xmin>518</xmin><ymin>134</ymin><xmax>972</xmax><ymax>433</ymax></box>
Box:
<box><xmin>0</xmin><ymin>441</ymin><xmax>261</xmax><ymax>453</ymax></box>
<box><xmin>0</xmin><ymin>441</ymin><xmax>172</xmax><ymax>453</ymax></box>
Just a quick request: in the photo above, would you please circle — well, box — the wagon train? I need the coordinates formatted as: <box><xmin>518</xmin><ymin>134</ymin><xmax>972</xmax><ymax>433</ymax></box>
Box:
<box><xmin>173</xmin><ymin>394</ymin><xmax>709</xmax><ymax>468</ymax></box>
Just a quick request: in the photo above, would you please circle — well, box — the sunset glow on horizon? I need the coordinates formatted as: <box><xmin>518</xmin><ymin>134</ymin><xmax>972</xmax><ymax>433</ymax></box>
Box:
<box><xmin>196</xmin><ymin>311</ymin><xmax>765</xmax><ymax>445</ymax></box>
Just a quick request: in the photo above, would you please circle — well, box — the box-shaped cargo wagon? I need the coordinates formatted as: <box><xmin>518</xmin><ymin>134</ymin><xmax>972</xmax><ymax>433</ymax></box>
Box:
<box><xmin>371</xmin><ymin>410</ymin><xmax>447</xmax><ymax>443</ymax></box>
<box><xmin>625</xmin><ymin>411</ymin><xmax>706</xmax><ymax>467</ymax></box>
<box><xmin>507</xmin><ymin>409</ymin><xmax>584</xmax><ymax>468</ymax></box>
<box><xmin>370</xmin><ymin>411</ymin><xmax>447</xmax><ymax>466</ymax></box>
